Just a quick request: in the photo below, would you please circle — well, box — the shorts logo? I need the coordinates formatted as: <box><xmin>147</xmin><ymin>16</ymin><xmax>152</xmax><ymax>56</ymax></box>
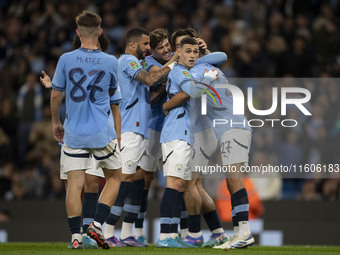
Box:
<box><xmin>176</xmin><ymin>164</ymin><xmax>183</xmax><ymax>172</ymax></box>
<box><xmin>129</xmin><ymin>61</ymin><xmax>140</xmax><ymax>70</ymax></box>
<box><xmin>182</xmin><ymin>71</ymin><xmax>191</xmax><ymax>78</ymax></box>
<box><xmin>126</xmin><ymin>160</ymin><xmax>134</xmax><ymax>168</ymax></box>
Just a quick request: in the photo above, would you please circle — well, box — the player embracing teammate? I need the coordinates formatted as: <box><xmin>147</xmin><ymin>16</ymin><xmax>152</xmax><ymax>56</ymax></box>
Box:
<box><xmin>44</xmin><ymin>9</ymin><xmax>254</xmax><ymax>251</ymax></box>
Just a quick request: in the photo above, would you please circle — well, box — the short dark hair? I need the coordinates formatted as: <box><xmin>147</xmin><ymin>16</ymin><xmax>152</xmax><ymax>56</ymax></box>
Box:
<box><xmin>150</xmin><ymin>28</ymin><xmax>169</xmax><ymax>49</ymax></box>
<box><xmin>126</xmin><ymin>27</ymin><xmax>149</xmax><ymax>43</ymax></box>
<box><xmin>171</xmin><ymin>27</ymin><xmax>197</xmax><ymax>49</ymax></box>
<box><xmin>76</xmin><ymin>10</ymin><xmax>101</xmax><ymax>28</ymax></box>
<box><xmin>179</xmin><ymin>37</ymin><xmax>198</xmax><ymax>48</ymax></box>
<box><xmin>75</xmin><ymin>11</ymin><xmax>101</xmax><ymax>38</ymax></box>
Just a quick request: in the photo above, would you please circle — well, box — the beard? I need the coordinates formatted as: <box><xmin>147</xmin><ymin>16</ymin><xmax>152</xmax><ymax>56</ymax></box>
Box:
<box><xmin>136</xmin><ymin>45</ymin><xmax>144</xmax><ymax>59</ymax></box>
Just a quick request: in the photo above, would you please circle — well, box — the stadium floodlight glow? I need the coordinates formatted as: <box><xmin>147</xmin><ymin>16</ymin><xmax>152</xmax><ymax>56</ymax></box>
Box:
<box><xmin>201</xmin><ymin>84</ymin><xmax>312</xmax><ymax>116</ymax></box>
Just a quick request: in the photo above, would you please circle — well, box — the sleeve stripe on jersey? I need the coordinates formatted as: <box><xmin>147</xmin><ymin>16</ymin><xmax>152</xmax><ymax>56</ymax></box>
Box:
<box><xmin>146</xmin><ymin>64</ymin><xmax>154</xmax><ymax>72</ymax></box>
<box><xmin>110</xmin><ymin>99</ymin><xmax>122</xmax><ymax>105</ymax></box>
<box><xmin>179</xmin><ymin>79</ymin><xmax>191</xmax><ymax>88</ymax></box>
<box><xmin>51</xmin><ymin>84</ymin><xmax>65</xmax><ymax>91</ymax></box>
<box><xmin>132</xmin><ymin>67</ymin><xmax>143</xmax><ymax>79</ymax></box>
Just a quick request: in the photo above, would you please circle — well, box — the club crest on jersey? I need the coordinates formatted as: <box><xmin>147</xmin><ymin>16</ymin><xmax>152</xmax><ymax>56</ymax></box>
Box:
<box><xmin>182</xmin><ymin>71</ymin><xmax>191</xmax><ymax>78</ymax></box>
<box><xmin>129</xmin><ymin>61</ymin><xmax>140</xmax><ymax>70</ymax></box>
<box><xmin>141</xmin><ymin>60</ymin><xmax>148</xmax><ymax>69</ymax></box>
<box><xmin>175</xmin><ymin>164</ymin><xmax>183</xmax><ymax>172</ymax></box>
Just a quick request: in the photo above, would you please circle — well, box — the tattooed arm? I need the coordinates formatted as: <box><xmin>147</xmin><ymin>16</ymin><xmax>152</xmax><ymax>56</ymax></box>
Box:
<box><xmin>136</xmin><ymin>51</ymin><xmax>178</xmax><ymax>86</ymax></box>
<box><xmin>135</xmin><ymin>66</ymin><xmax>171</xmax><ymax>87</ymax></box>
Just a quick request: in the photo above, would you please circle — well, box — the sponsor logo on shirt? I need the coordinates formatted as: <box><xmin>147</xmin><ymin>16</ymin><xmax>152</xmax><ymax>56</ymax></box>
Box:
<box><xmin>182</xmin><ymin>71</ymin><xmax>191</xmax><ymax>78</ymax></box>
<box><xmin>129</xmin><ymin>61</ymin><xmax>140</xmax><ymax>70</ymax></box>
<box><xmin>141</xmin><ymin>60</ymin><xmax>148</xmax><ymax>69</ymax></box>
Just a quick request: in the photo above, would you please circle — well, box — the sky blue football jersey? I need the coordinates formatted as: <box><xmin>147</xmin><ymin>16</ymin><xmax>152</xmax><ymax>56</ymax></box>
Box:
<box><xmin>144</xmin><ymin>55</ymin><xmax>166</xmax><ymax>132</ymax></box>
<box><xmin>189</xmin><ymin>63</ymin><xmax>251</xmax><ymax>140</ymax></box>
<box><xmin>196</xmin><ymin>52</ymin><xmax>227</xmax><ymax>66</ymax></box>
<box><xmin>143</xmin><ymin>52</ymin><xmax>227</xmax><ymax>133</ymax></box>
<box><xmin>160</xmin><ymin>64</ymin><xmax>191</xmax><ymax>145</ymax></box>
<box><xmin>118</xmin><ymin>54</ymin><xmax>150</xmax><ymax>138</ymax></box>
<box><xmin>110</xmin><ymin>85</ymin><xmax>122</xmax><ymax>105</ymax></box>
<box><xmin>52</xmin><ymin>48</ymin><xmax>118</xmax><ymax>148</ymax></box>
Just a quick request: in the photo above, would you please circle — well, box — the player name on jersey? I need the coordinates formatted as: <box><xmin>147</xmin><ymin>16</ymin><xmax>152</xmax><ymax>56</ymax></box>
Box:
<box><xmin>76</xmin><ymin>56</ymin><xmax>102</xmax><ymax>65</ymax></box>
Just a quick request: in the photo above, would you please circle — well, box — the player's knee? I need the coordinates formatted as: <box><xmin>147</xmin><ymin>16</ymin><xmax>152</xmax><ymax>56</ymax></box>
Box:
<box><xmin>195</xmin><ymin>177</ymin><xmax>203</xmax><ymax>187</ymax></box>
<box><xmin>177</xmin><ymin>180</ymin><xmax>187</xmax><ymax>192</ymax></box>
<box><xmin>84</xmin><ymin>175</ymin><xmax>101</xmax><ymax>192</ymax></box>
<box><xmin>84</xmin><ymin>182</ymin><xmax>100</xmax><ymax>193</ymax></box>
<box><xmin>196</xmin><ymin>183</ymin><xmax>204</xmax><ymax>194</ymax></box>
<box><xmin>67</xmin><ymin>183</ymin><xmax>84</xmax><ymax>192</ymax></box>
<box><xmin>167</xmin><ymin>177</ymin><xmax>187</xmax><ymax>192</ymax></box>
<box><xmin>121</xmin><ymin>173</ymin><xmax>134</xmax><ymax>182</ymax></box>
<box><xmin>186</xmin><ymin>180</ymin><xmax>197</xmax><ymax>190</ymax></box>
<box><xmin>226</xmin><ymin>178</ymin><xmax>244</xmax><ymax>194</ymax></box>
<box><xmin>144</xmin><ymin>171</ymin><xmax>155</xmax><ymax>189</ymax></box>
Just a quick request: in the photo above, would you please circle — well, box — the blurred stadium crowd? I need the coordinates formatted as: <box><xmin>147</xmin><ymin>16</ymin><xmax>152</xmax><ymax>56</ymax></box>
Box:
<box><xmin>0</xmin><ymin>0</ymin><xmax>340</xmax><ymax>203</ymax></box>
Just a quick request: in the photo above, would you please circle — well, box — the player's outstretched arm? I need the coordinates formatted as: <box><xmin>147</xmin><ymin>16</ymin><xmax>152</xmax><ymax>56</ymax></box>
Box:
<box><xmin>163</xmin><ymin>91</ymin><xmax>190</xmax><ymax>116</ymax></box>
<box><xmin>146</xmin><ymin>65</ymin><xmax>166</xmax><ymax>103</ymax></box>
<box><xmin>136</xmin><ymin>52</ymin><xmax>178</xmax><ymax>87</ymax></box>
<box><xmin>136</xmin><ymin>68</ymin><xmax>170</xmax><ymax>87</ymax></box>
<box><xmin>196</xmin><ymin>52</ymin><xmax>227</xmax><ymax>66</ymax></box>
<box><xmin>40</xmin><ymin>71</ymin><xmax>52</xmax><ymax>88</ymax></box>
<box><xmin>50</xmin><ymin>89</ymin><xmax>64</xmax><ymax>143</ymax></box>
<box><xmin>163</xmin><ymin>51</ymin><xmax>178</xmax><ymax>69</ymax></box>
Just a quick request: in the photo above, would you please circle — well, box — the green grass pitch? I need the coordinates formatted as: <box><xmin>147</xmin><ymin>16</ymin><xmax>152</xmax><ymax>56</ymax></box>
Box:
<box><xmin>1</xmin><ymin>243</ymin><xmax>340</xmax><ymax>255</ymax></box>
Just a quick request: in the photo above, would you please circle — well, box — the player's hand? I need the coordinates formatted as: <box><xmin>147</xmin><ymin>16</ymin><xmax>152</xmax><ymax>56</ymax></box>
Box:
<box><xmin>166</xmin><ymin>52</ymin><xmax>178</xmax><ymax>70</ymax></box>
<box><xmin>163</xmin><ymin>102</ymin><xmax>170</xmax><ymax>116</ymax></box>
<box><xmin>170</xmin><ymin>51</ymin><xmax>179</xmax><ymax>62</ymax></box>
<box><xmin>204</xmin><ymin>68</ymin><xmax>220</xmax><ymax>80</ymax></box>
<box><xmin>40</xmin><ymin>71</ymin><xmax>52</xmax><ymax>88</ymax></box>
<box><xmin>194</xmin><ymin>37</ymin><xmax>208</xmax><ymax>53</ymax></box>
<box><xmin>159</xmin><ymin>81</ymin><xmax>167</xmax><ymax>95</ymax></box>
<box><xmin>168</xmin><ymin>61</ymin><xmax>177</xmax><ymax>70</ymax></box>
<box><xmin>53</xmin><ymin>123</ymin><xmax>64</xmax><ymax>144</ymax></box>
